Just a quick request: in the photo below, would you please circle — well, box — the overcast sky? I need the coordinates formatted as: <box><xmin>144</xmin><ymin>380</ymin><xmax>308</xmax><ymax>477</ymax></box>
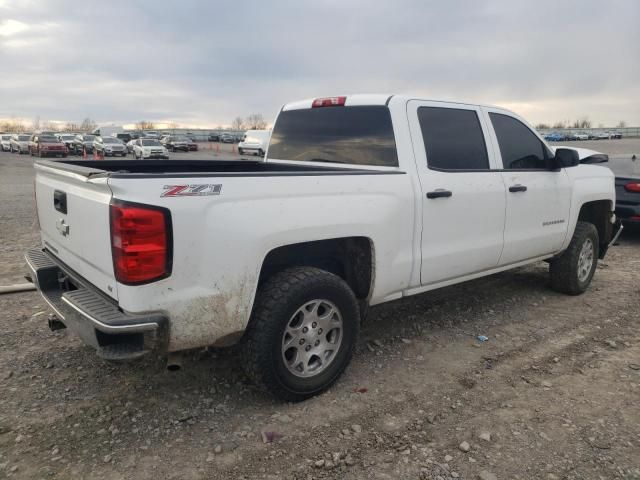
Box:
<box><xmin>0</xmin><ymin>0</ymin><xmax>638</xmax><ymax>128</ymax></box>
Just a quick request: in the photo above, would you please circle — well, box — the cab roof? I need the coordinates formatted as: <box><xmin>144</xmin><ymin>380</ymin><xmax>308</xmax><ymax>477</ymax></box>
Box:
<box><xmin>282</xmin><ymin>94</ymin><xmax>503</xmax><ymax>111</ymax></box>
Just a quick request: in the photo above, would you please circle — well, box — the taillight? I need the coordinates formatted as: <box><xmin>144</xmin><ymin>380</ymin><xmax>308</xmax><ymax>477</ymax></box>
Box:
<box><xmin>624</xmin><ymin>182</ymin><xmax>640</xmax><ymax>193</ymax></box>
<box><xmin>312</xmin><ymin>96</ymin><xmax>346</xmax><ymax>108</ymax></box>
<box><xmin>110</xmin><ymin>201</ymin><xmax>172</xmax><ymax>284</ymax></box>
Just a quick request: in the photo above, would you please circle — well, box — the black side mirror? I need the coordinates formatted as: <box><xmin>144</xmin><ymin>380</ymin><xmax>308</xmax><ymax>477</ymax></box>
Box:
<box><xmin>553</xmin><ymin>148</ymin><xmax>580</xmax><ymax>168</ymax></box>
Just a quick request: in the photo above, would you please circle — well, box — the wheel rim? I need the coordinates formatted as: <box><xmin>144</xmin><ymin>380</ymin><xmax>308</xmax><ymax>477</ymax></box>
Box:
<box><xmin>281</xmin><ymin>299</ymin><xmax>343</xmax><ymax>378</ymax></box>
<box><xmin>577</xmin><ymin>238</ymin><xmax>594</xmax><ymax>283</ymax></box>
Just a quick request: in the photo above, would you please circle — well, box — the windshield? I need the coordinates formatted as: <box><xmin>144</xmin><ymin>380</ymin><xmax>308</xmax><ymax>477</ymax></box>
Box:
<box><xmin>83</xmin><ymin>135</ymin><xmax>95</xmax><ymax>141</ymax></box>
<box><xmin>142</xmin><ymin>139</ymin><xmax>161</xmax><ymax>146</ymax></box>
<box><xmin>268</xmin><ymin>106</ymin><xmax>398</xmax><ymax>167</ymax></box>
<box><xmin>103</xmin><ymin>137</ymin><xmax>120</xmax><ymax>143</ymax></box>
<box><xmin>1</xmin><ymin>135</ymin><xmax>11</xmax><ymax>140</ymax></box>
<box><xmin>18</xmin><ymin>135</ymin><xmax>30</xmax><ymax>141</ymax></box>
<box><xmin>40</xmin><ymin>136</ymin><xmax>58</xmax><ymax>142</ymax></box>
<box><xmin>60</xmin><ymin>135</ymin><xmax>75</xmax><ymax>140</ymax></box>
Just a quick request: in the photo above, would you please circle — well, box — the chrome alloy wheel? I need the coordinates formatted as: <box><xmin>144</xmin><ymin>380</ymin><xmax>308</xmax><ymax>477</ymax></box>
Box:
<box><xmin>577</xmin><ymin>238</ymin><xmax>595</xmax><ymax>283</ymax></box>
<box><xmin>281</xmin><ymin>299</ymin><xmax>343</xmax><ymax>378</ymax></box>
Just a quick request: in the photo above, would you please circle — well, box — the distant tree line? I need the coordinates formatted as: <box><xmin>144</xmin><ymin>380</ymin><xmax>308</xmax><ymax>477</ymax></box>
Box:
<box><xmin>535</xmin><ymin>118</ymin><xmax>628</xmax><ymax>130</ymax></box>
<box><xmin>0</xmin><ymin>116</ymin><xmax>97</xmax><ymax>133</ymax></box>
<box><xmin>132</xmin><ymin>114</ymin><xmax>268</xmax><ymax>132</ymax></box>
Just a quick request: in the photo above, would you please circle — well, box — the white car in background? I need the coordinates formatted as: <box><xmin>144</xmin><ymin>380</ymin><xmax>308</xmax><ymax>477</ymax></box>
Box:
<box><xmin>571</xmin><ymin>132</ymin><xmax>589</xmax><ymax>141</ymax></box>
<box><xmin>1</xmin><ymin>134</ymin><xmax>12</xmax><ymax>151</ymax></box>
<box><xmin>10</xmin><ymin>134</ymin><xmax>31</xmax><ymax>153</ymax></box>
<box><xmin>126</xmin><ymin>139</ymin><xmax>136</xmax><ymax>153</ymax></box>
<box><xmin>132</xmin><ymin>138</ymin><xmax>169</xmax><ymax>159</ymax></box>
<box><xmin>238</xmin><ymin>129</ymin><xmax>271</xmax><ymax>156</ymax></box>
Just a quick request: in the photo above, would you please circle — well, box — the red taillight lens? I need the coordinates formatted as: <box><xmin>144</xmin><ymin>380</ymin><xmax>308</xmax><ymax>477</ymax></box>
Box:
<box><xmin>312</xmin><ymin>96</ymin><xmax>346</xmax><ymax>108</ymax></box>
<box><xmin>624</xmin><ymin>182</ymin><xmax>640</xmax><ymax>193</ymax></box>
<box><xmin>110</xmin><ymin>202</ymin><xmax>171</xmax><ymax>284</ymax></box>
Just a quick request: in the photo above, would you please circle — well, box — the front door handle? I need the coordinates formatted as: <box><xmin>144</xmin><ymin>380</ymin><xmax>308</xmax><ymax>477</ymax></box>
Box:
<box><xmin>509</xmin><ymin>184</ymin><xmax>527</xmax><ymax>193</ymax></box>
<box><xmin>426</xmin><ymin>189</ymin><xmax>453</xmax><ymax>199</ymax></box>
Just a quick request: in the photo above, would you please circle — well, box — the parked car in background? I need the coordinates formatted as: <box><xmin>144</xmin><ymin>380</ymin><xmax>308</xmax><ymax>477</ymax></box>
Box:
<box><xmin>94</xmin><ymin>136</ymin><xmax>127</xmax><ymax>157</ymax></box>
<box><xmin>56</xmin><ymin>134</ymin><xmax>77</xmax><ymax>152</ymax></box>
<box><xmin>143</xmin><ymin>131</ymin><xmax>160</xmax><ymax>139</ymax></box>
<box><xmin>116</xmin><ymin>133</ymin><xmax>132</xmax><ymax>143</ymax></box>
<box><xmin>185</xmin><ymin>138</ymin><xmax>198</xmax><ymax>151</ymax></box>
<box><xmin>238</xmin><ymin>129</ymin><xmax>271</xmax><ymax>156</ymax></box>
<box><xmin>544</xmin><ymin>132</ymin><xmax>566</xmax><ymax>142</ymax></box>
<box><xmin>10</xmin><ymin>134</ymin><xmax>31</xmax><ymax>154</ymax></box>
<box><xmin>29</xmin><ymin>134</ymin><xmax>67</xmax><ymax>157</ymax></box>
<box><xmin>607</xmin><ymin>155</ymin><xmax>640</xmax><ymax>224</ymax></box>
<box><xmin>72</xmin><ymin>134</ymin><xmax>96</xmax><ymax>154</ymax></box>
<box><xmin>161</xmin><ymin>135</ymin><xmax>189</xmax><ymax>152</ymax></box>
<box><xmin>220</xmin><ymin>133</ymin><xmax>235</xmax><ymax>143</ymax></box>
<box><xmin>1</xmin><ymin>134</ymin><xmax>12</xmax><ymax>151</ymax></box>
<box><xmin>93</xmin><ymin>125</ymin><xmax>124</xmax><ymax>138</ymax></box>
<box><xmin>571</xmin><ymin>132</ymin><xmax>589</xmax><ymax>141</ymax></box>
<box><xmin>596</xmin><ymin>132</ymin><xmax>611</xmax><ymax>140</ymax></box>
<box><xmin>609</xmin><ymin>131</ymin><xmax>623</xmax><ymax>139</ymax></box>
<box><xmin>208</xmin><ymin>134</ymin><xmax>220</xmax><ymax>142</ymax></box>
<box><xmin>132</xmin><ymin>138</ymin><xmax>169</xmax><ymax>159</ymax></box>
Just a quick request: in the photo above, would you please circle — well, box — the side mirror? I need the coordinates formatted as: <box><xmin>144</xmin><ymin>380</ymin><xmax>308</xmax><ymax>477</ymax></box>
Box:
<box><xmin>553</xmin><ymin>148</ymin><xmax>580</xmax><ymax>168</ymax></box>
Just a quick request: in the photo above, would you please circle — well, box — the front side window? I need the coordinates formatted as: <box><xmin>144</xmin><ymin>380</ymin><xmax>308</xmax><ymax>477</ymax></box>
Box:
<box><xmin>268</xmin><ymin>105</ymin><xmax>398</xmax><ymax>167</ymax></box>
<box><xmin>417</xmin><ymin>107</ymin><xmax>489</xmax><ymax>170</ymax></box>
<box><xmin>489</xmin><ymin>113</ymin><xmax>550</xmax><ymax>170</ymax></box>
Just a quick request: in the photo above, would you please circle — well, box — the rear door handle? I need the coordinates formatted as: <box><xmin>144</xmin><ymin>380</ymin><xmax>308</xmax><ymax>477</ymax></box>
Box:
<box><xmin>426</xmin><ymin>189</ymin><xmax>453</xmax><ymax>199</ymax></box>
<box><xmin>509</xmin><ymin>184</ymin><xmax>527</xmax><ymax>193</ymax></box>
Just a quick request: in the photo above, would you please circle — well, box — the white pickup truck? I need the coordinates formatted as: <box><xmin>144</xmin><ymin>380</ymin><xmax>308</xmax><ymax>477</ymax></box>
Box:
<box><xmin>26</xmin><ymin>94</ymin><xmax>620</xmax><ymax>401</ymax></box>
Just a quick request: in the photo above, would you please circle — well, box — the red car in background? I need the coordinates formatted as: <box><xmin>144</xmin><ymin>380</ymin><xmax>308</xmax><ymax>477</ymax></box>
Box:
<box><xmin>29</xmin><ymin>134</ymin><xmax>68</xmax><ymax>158</ymax></box>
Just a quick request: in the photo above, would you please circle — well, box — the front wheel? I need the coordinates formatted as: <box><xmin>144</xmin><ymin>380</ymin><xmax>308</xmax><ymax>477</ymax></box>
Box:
<box><xmin>242</xmin><ymin>267</ymin><xmax>360</xmax><ymax>402</ymax></box>
<box><xmin>549</xmin><ymin>221</ymin><xmax>599</xmax><ymax>295</ymax></box>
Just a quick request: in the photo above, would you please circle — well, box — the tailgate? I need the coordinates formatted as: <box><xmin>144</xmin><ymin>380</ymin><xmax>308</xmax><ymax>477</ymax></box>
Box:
<box><xmin>34</xmin><ymin>163</ymin><xmax>118</xmax><ymax>300</ymax></box>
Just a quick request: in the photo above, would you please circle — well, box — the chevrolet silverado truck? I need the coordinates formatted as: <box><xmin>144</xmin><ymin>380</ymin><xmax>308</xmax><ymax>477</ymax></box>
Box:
<box><xmin>26</xmin><ymin>94</ymin><xmax>621</xmax><ymax>401</ymax></box>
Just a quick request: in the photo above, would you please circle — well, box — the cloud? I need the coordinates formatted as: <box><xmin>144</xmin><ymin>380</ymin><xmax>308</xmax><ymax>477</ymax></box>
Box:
<box><xmin>0</xmin><ymin>19</ymin><xmax>29</xmax><ymax>36</ymax></box>
<box><xmin>0</xmin><ymin>0</ymin><xmax>638</xmax><ymax>127</ymax></box>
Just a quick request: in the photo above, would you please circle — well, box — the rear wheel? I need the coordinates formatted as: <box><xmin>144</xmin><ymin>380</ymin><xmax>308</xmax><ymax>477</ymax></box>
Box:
<box><xmin>549</xmin><ymin>221</ymin><xmax>599</xmax><ymax>295</ymax></box>
<box><xmin>242</xmin><ymin>267</ymin><xmax>359</xmax><ymax>402</ymax></box>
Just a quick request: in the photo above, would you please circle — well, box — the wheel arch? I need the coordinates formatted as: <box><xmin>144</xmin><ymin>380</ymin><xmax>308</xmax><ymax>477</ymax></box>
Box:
<box><xmin>257</xmin><ymin>237</ymin><xmax>375</xmax><ymax>303</ymax></box>
<box><xmin>576</xmin><ymin>199</ymin><xmax>614</xmax><ymax>257</ymax></box>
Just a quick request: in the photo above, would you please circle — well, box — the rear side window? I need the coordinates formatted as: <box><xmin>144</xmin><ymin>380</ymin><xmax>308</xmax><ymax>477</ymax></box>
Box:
<box><xmin>418</xmin><ymin>107</ymin><xmax>489</xmax><ymax>170</ymax></box>
<box><xmin>489</xmin><ymin>113</ymin><xmax>550</xmax><ymax>170</ymax></box>
<box><xmin>268</xmin><ymin>106</ymin><xmax>398</xmax><ymax>167</ymax></box>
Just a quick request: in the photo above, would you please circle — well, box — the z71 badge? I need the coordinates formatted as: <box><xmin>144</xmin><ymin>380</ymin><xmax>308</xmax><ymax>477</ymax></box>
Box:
<box><xmin>161</xmin><ymin>184</ymin><xmax>222</xmax><ymax>197</ymax></box>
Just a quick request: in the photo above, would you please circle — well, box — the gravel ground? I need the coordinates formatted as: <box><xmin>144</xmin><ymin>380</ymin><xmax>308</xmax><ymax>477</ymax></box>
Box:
<box><xmin>1</xmin><ymin>146</ymin><xmax>639</xmax><ymax>480</ymax></box>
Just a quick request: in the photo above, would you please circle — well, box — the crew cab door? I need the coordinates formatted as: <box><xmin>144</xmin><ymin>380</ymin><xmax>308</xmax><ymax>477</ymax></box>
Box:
<box><xmin>482</xmin><ymin>108</ymin><xmax>571</xmax><ymax>265</ymax></box>
<box><xmin>407</xmin><ymin>101</ymin><xmax>506</xmax><ymax>286</ymax></box>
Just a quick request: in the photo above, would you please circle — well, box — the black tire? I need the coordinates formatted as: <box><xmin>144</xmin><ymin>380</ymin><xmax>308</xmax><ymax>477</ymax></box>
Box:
<box><xmin>238</xmin><ymin>147</ymin><xmax>243</xmax><ymax>155</ymax></box>
<box><xmin>258</xmin><ymin>149</ymin><xmax>264</xmax><ymax>157</ymax></box>
<box><xmin>242</xmin><ymin>267</ymin><xmax>360</xmax><ymax>402</ymax></box>
<box><xmin>549</xmin><ymin>221</ymin><xmax>599</xmax><ymax>295</ymax></box>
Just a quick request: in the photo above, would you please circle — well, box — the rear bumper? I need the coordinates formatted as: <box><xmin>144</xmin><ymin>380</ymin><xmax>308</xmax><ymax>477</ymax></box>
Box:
<box><xmin>25</xmin><ymin>248</ymin><xmax>167</xmax><ymax>359</ymax></box>
<box><xmin>615</xmin><ymin>201</ymin><xmax>640</xmax><ymax>223</ymax></box>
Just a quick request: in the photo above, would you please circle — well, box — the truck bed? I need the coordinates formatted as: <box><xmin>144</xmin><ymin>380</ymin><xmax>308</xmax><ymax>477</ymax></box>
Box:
<box><xmin>36</xmin><ymin>159</ymin><xmax>397</xmax><ymax>178</ymax></box>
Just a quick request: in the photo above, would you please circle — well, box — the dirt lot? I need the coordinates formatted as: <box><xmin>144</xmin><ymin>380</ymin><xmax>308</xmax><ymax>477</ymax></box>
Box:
<box><xmin>1</xmin><ymin>143</ymin><xmax>639</xmax><ymax>480</ymax></box>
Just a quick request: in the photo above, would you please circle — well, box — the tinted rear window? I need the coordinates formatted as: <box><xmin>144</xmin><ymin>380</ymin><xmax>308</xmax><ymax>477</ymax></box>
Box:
<box><xmin>418</xmin><ymin>107</ymin><xmax>489</xmax><ymax>170</ymax></box>
<box><xmin>268</xmin><ymin>106</ymin><xmax>398</xmax><ymax>167</ymax></box>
